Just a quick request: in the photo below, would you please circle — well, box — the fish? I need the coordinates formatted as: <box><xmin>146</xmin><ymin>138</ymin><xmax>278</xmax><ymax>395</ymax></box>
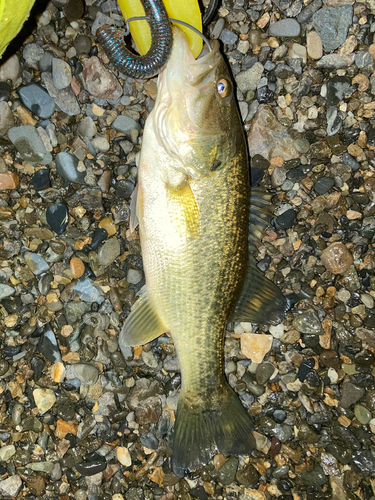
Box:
<box><xmin>119</xmin><ymin>26</ymin><xmax>286</xmax><ymax>477</ymax></box>
<box><xmin>96</xmin><ymin>0</ymin><xmax>173</xmax><ymax>79</ymax></box>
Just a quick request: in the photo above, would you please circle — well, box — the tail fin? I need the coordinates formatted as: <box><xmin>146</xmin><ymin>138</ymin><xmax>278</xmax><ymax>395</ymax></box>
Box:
<box><xmin>172</xmin><ymin>382</ymin><xmax>255</xmax><ymax>477</ymax></box>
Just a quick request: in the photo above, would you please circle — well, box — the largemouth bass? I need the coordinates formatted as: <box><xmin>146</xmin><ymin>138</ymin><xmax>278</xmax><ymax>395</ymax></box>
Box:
<box><xmin>119</xmin><ymin>27</ymin><xmax>286</xmax><ymax>477</ymax></box>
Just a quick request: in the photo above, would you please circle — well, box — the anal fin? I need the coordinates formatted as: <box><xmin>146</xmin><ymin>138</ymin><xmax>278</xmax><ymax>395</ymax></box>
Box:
<box><xmin>119</xmin><ymin>288</ymin><xmax>167</xmax><ymax>352</ymax></box>
<box><xmin>231</xmin><ymin>256</ymin><xmax>287</xmax><ymax>325</ymax></box>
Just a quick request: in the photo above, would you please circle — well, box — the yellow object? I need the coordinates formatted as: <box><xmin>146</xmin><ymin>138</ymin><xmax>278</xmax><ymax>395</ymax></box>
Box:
<box><xmin>117</xmin><ymin>0</ymin><xmax>203</xmax><ymax>58</ymax></box>
<box><xmin>0</xmin><ymin>0</ymin><xmax>35</xmax><ymax>59</ymax></box>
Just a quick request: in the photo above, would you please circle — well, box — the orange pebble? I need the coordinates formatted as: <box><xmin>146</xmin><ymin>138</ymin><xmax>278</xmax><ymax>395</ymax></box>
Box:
<box><xmin>70</xmin><ymin>257</ymin><xmax>85</xmax><ymax>279</ymax></box>
<box><xmin>55</xmin><ymin>419</ymin><xmax>78</xmax><ymax>439</ymax></box>
<box><xmin>98</xmin><ymin>217</ymin><xmax>117</xmax><ymax>236</ymax></box>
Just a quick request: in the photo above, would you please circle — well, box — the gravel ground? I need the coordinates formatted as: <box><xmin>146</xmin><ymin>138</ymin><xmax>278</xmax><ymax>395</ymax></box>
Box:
<box><xmin>0</xmin><ymin>0</ymin><xmax>375</xmax><ymax>499</ymax></box>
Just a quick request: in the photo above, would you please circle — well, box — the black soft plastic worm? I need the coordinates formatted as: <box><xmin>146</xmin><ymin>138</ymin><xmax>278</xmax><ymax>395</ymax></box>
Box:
<box><xmin>96</xmin><ymin>0</ymin><xmax>173</xmax><ymax>79</ymax></box>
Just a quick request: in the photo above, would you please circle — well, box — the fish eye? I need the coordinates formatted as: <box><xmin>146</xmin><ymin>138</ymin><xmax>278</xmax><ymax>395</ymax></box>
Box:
<box><xmin>217</xmin><ymin>78</ymin><xmax>230</xmax><ymax>98</ymax></box>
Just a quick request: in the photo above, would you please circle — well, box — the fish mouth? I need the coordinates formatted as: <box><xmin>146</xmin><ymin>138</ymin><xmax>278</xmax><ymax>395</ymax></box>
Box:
<box><xmin>151</xmin><ymin>27</ymin><xmax>224</xmax><ymax>179</ymax></box>
<box><xmin>165</xmin><ymin>26</ymin><xmax>221</xmax><ymax>92</ymax></box>
<box><xmin>153</xmin><ymin>27</ymin><xmax>222</xmax><ymax>137</ymax></box>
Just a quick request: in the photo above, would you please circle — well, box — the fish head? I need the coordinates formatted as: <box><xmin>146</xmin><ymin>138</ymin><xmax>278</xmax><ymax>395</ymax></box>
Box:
<box><xmin>151</xmin><ymin>26</ymin><xmax>244</xmax><ymax>186</ymax></box>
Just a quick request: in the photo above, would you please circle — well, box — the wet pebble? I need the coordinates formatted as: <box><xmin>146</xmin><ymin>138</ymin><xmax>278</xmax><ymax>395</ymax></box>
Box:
<box><xmin>17</xmin><ymin>83</ymin><xmax>55</xmax><ymax>119</ymax></box>
<box><xmin>8</xmin><ymin>125</ymin><xmax>52</xmax><ymax>165</ymax></box>
<box><xmin>46</xmin><ymin>202</ymin><xmax>69</xmax><ymax>235</ymax></box>
<box><xmin>269</xmin><ymin>19</ymin><xmax>300</xmax><ymax>37</ymax></box>
<box><xmin>216</xmin><ymin>456</ymin><xmax>239</xmax><ymax>485</ymax></box>
<box><xmin>24</xmin><ymin>252</ymin><xmax>50</xmax><ymax>275</ymax></box>
<box><xmin>98</xmin><ymin>237</ymin><xmax>120</xmax><ymax>267</ymax></box>
<box><xmin>52</xmin><ymin>58</ymin><xmax>72</xmax><ymax>89</ymax></box>
<box><xmin>55</xmin><ymin>151</ymin><xmax>86</xmax><ymax>184</ymax></box>
<box><xmin>0</xmin><ymin>476</ymin><xmax>22</xmax><ymax>498</ymax></box>
<box><xmin>0</xmin><ymin>82</ymin><xmax>11</xmax><ymax>102</ymax></box>
<box><xmin>0</xmin><ymin>101</ymin><xmax>14</xmax><ymax>137</ymax></box>
<box><xmin>30</xmin><ymin>168</ymin><xmax>51</xmax><ymax>191</ymax></box>
<box><xmin>321</xmin><ymin>243</ymin><xmax>353</xmax><ymax>274</ymax></box>
<box><xmin>33</xmin><ymin>388</ymin><xmax>56</xmax><ymax>414</ymax></box>
<box><xmin>312</xmin><ymin>5</ymin><xmax>353</xmax><ymax>51</ymax></box>
<box><xmin>341</xmin><ymin>381</ymin><xmax>365</xmax><ymax>408</ymax></box>
<box><xmin>76</xmin><ymin>459</ymin><xmax>107</xmax><ymax>477</ymax></box>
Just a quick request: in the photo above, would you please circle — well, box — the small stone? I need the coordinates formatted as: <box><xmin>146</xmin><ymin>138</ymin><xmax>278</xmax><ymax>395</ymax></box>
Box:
<box><xmin>314</xmin><ymin>177</ymin><xmax>335</xmax><ymax>194</ymax></box>
<box><xmin>55</xmin><ymin>152</ymin><xmax>86</xmax><ymax>184</ymax></box>
<box><xmin>236</xmin><ymin>464</ymin><xmax>259</xmax><ymax>487</ymax></box>
<box><xmin>351</xmin><ymin>450</ymin><xmax>375</xmax><ymax>477</ymax></box>
<box><xmin>288</xmin><ymin>43</ymin><xmax>307</xmax><ymax>64</ymax></box>
<box><xmin>321</xmin><ymin>243</ymin><xmax>353</xmax><ymax>274</ymax></box>
<box><xmin>297</xmin><ymin>0</ymin><xmax>323</xmax><ymax>24</ymax></box>
<box><xmin>340</xmin><ymin>381</ymin><xmax>365</xmax><ymax>408</ymax></box>
<box><xmin>219</xmin><ymin>29</ymin><xmax>238</xmax><ymax>45</ymax></box>
<box><xmin>24</xmin><ymin>251</ymin><xmax>50</xmax><ymax>275</ymax></box>
<box><xmin>294</xmin><ymin>138</ymin><xmax>310</xmax><ymax>154</ymax></box>
<box><xmin>73</xmin><ymin>35</ymin><xmax>92</xmax><ymax>54</ymax></box>
<box><xmin>23</xmin><ymin>43</ymin><xmax>44</xmax><ymax>64</ymax></box>
<box><xmin>17</xmin><ymin>83</ymin><xmax>55</xmax><ymax>119</ymax></box>
<box><xmin>73</xmin><ymin>279</ymin><xmax>105</xmax><ymax>304</ymax></box>
<box><xmin>269</xmin><ymin>19</ymin><xmax>300</xmax><ymax>37</ymax></box>
<box><xmin>112</xmin><ymin>115</ymin><xmax>141</xmax><ymax>135</ymax></box>
<box><xmin>355</xmin><ymin>50</ymin><xmax>373</xmax><ymax>69</ymax></box>
<box><xmin>274</xmin><ymin>208</ymin><xmax>296</xmax><ymax>229</ymax></box>
<box><xmin>33</xmin><ymin>387</ymin><xmax>56</xmax><ymax>414</ymax></box>
<box><xmin>0</xmin><ymin>475</ymin><xmax>22</xmax><ymax>498</ymax></box>
<box><xmin>8</xmin><ymin>125</ymin><xmax>52</xmax><ymax>165</ymax></box>
<box><xmin>90</xmin><ymin>227</ymin><xmax>108</xmax><ymax>250</ymax></box>
<box><xmin>30</xmin><ymin>168</ymin><xmax>50</xmax><ymax>191</ymax></box>
<box><xmin>116</xmin><ymin>447</ymin><xmax>132</xmax><ymax>467</ymax></box>
<box><xmin>320</xmin><ymin>350</ymin><xmax>340</xmax><ymax>370</ymax></box>
<box><xmin>241</xmin><ymin>333</ymin><xmax>273</xmax><ymax>363</ymax></box>
<box><xmin>0</xmin><ymin>101</ymin><xmax>15</xmax><ymax>136</ymax></box>
<box><xmin>41</xmin><ymin>72</ymin><xmax>80</xmax><ymax>116</ymax></box>
<box><xmin>52</xmin><ymin>58</ymin><xmax>72</xmax><ymax>89</ymax></box>
<box><xmin>0</xmin><ymin>172</ymin><xmax>18</xmax><ymax>190</ymax></box>
<box><xmin>0</xmin><ymin>284</ymin><xmax>15</xmax><ymax>300</ymax></box>
<box><xmin>97</xmin><ymin>237</ymin><xmax>120</xmax><ymax>267</ymax></box>
<box><xmin>78</xmin><ymin>116</ymin><xmax>97</xmax><ymax>139</ymax></box>
<box><xmin>51</xmin><ymin>362</ymin><xmax>65</xmax><ymax>383</ymax></box>
<box><xmin>292</xmin><ymin>310</ymin><xmax>321</xmax><ymax>334</ymax></box>
<box><xmin>91</xmin><ymin>135</ymin><xmax>110</xmax><ymax>153</ymax></box>
<box><xmin>0</xmin><ymin>55</ymin><xmax>21</xmax><ymax>83</ymax></box>
<box><xmin>83</xmin><ymin>56</ymin><xmax>122</xmax><ymax>100</ymax></box>
<box><xmin>70</xmin><ymin>363</ymin><xmax>99</xmax><ymax>386</ymax></box>
<box><xmin>255</xmin><ymin>362</ymin><xmax>275</xmax><ymax>385</ymax></box>
<box><xmin>76</xmin><ymin>459</ymin><xmax>107</xmax><ymax>477</ymax></box>
<box><xmin>352</xmin><ymin>74</ymin><xmax>369</xmax><ymax>92</ymax></box>
<box><xmin>0</xmin><ymin>81</ymin><xmax>11</xmax><ymax>102</ymax></box>
<box><xmin>0</xmin><ymin>445</ymin><xmax>16</xmax><ymax>461</ymax></box>
<box><xmin>46</xmin><ymin>202</ymin><xmax>69</xmax><ymax>235</ymax></box>
<box><xmin>217</xmin><ymin>456</ymin><xmax>239</xmax><ymax>485</ymax></box>
<box><xmin>127</xmin><ymin>268</ymin><xmax>142</xmax><ymax>285</ymax></box>
<box><xmin>354</xmin><ymin>405</ymin><xmax>371</xmax><ymax>425</ymax></box>
<box><xmin>317</xmin><ymin>54</ymin><xmax>355</xmax><ymax>69</ymax></box>
<box><xmin>38</xmin><ymin>324</ymin><xmax>62</xmax><ymax>363</ymax></box>
<box><xmin>312</xmin><ymin>5</ymin><xmax>353</xmax><ymax>51</ymax></box>
<box><xmin>236</xmin><ymin>63</ymin><xmax>264</xmax><ymax>93</ymax></box>
<box><xmin>70</xmin><ymin>257</ymin><xmax>85</xmax><ymax>279</ymax></box>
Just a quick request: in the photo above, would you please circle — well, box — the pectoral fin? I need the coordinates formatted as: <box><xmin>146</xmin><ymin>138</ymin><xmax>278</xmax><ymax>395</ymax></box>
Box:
<box><xmin>231</xmin><ymin>256</ymin><xmax>287</xmax><ymax>325</ymax></box>
<box><xmin>130</xmin><ymin>184</ymin><xmax>142</xmax><ymax>233</ymax></box>
<box><xmin>167</xmin><ymin>182</ymin><xmax>200</xmax><ymax>235</ymax></box>
<box><xmin>119</xmin><ymin>288</ymin><xmax>167</xmax><ymax>350</ymax></box>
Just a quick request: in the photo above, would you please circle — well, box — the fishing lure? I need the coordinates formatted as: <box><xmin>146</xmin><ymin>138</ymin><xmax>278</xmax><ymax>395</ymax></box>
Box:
<box><xmin>96</xmin><ymin>0</ymin><xmax>172</xmax><ymax>79</ymax></box>
<box><xmin>96</xmin><ymin>0</ymin><xmax>219</xmax><ymax>79</ymax></box>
